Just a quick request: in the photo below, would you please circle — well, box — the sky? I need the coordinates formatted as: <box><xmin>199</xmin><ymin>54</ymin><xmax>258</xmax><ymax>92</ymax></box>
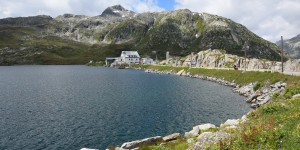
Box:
<box><xmin>0</xmin><ymin>0</ymin><xmax>299</xmax><ymax>42</ymax></box>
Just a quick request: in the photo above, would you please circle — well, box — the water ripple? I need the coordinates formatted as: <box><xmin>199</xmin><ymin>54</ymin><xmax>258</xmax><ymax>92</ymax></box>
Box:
<box><xmin>0</xmin><ymin>66</ymin><xmax>250</xmax><ymax>150</ymax></box>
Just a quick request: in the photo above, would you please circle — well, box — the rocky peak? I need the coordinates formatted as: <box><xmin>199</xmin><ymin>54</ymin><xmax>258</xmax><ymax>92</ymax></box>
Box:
<box><xmin>291</xmin><ymin>34</ymin><xmax>300</xmax><ymax>41</ymax></box>
<box><xmin>276</xmin><ymin>34</ymin><xmax>300</xmax><ymax>59</ymax></box>
<box><xmin>100</xmin><ymin>5</ymin><xmax>135</xmax><ymax>17</ymax></box>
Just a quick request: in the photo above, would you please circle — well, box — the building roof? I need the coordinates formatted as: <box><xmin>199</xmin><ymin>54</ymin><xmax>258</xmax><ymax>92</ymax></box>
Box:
<box><xmin>121</xmin><ymin>51</ymin><xmax>140</xmax><ymax>58</ymax></box>
<box><xmin>106</xmin><ymin>57</ymin><xmax>118</xmax><ymax>60</ymax></box>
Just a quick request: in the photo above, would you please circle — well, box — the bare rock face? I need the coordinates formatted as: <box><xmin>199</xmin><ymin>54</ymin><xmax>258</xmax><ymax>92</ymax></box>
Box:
<box><xmin>182</xmin><ymin>49</ymin><xmax>300</xmax><ymax>72</ymax></box>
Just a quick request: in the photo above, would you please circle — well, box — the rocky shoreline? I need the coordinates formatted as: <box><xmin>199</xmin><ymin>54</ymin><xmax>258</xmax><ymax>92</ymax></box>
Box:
<box><xmin>82</xmin><ymin>67</ymin><xmax>288</xmax><ymax>150</ymax></box>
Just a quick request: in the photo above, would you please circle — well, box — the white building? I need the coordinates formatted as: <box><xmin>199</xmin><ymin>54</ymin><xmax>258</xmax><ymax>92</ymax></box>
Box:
<box><xmin>118</xmin><ymin>51</ymin><xmax>140</xmax><ymax>64</ymax></box>
<box><xmin>141</xmin><ymin>57</ymin><xmax>154</xmax><ymax>65</ymax></box>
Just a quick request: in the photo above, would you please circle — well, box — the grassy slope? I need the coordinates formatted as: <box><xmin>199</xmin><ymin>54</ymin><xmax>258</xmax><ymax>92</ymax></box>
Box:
<box><xmin>134</xmin><ymin>65</ymin><xmax>300</xmax><ymax>150</ymax></box>
<box><xmin>0</xmin><ymin>26</ymin><xmax>131</xmax><ymax>65</ymax></box>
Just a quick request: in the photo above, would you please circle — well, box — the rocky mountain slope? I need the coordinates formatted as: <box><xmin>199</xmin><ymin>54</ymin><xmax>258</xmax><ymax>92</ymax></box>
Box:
<box><xmin>276</xmin><ymin>34</ymin><xmax>300</xmax><ymax>59</ymax></box>
<box><xmin>0</xmin><ymin>5</ymin><xmax>282</xmax><ymax>65</ymax></box>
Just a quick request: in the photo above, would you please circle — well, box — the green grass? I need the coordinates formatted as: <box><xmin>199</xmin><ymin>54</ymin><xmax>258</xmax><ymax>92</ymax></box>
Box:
<box><xmin>210</xmin><ymin>96</ymin><xmax>300</xmax><ymax>149</ymax></box>
<box><xmin>138</xmin><ymin>65</ymin><xmax>300</xmax><ymax>86</ymax></box>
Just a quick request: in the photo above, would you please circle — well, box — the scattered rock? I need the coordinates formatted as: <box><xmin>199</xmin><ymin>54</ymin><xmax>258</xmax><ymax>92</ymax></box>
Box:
<box><xmin>163</xmin><ymin>133</ymin><xmax>180</xmax><ymax>142</ymax></box>
<box><xmin>120</xmin><ymin>136</ymin><xmax>162</xmax><ymax>149</ymax></box>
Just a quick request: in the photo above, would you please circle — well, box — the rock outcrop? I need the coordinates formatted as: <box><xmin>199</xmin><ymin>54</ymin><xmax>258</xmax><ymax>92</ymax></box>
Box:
<box><xmin>181</xmin><ymin>49</ymin><xmax>300</xmax><ymax>72</ymax></box>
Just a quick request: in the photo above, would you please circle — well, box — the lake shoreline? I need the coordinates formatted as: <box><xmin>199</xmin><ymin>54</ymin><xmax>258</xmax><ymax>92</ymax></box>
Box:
<box><xmin>103</xmin><ymin>66</ymin><xmax>288</xmax><ymax>150</ymax></box>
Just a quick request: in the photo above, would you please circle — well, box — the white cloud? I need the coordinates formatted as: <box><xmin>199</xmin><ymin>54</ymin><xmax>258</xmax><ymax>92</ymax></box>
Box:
<box><xmin>0</xmin><ymin>0</ymin><xmax>298</xmax><ymax>42</ymax></box>
<box><xmin>0</xmin><ymin>0</ymin><xmax>164</xmax><ymax>18</ymax></box>
<box><xmin>175</xmin><ymin>0</ymin><xmax>300</xmax><ymax>42</ymax></box>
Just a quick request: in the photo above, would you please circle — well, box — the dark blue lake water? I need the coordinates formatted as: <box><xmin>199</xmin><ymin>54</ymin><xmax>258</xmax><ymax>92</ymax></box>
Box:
<box><xmin>0</xmin><ymin>65</ymin><xmax>250</xmax><ymax>150</ymax></box>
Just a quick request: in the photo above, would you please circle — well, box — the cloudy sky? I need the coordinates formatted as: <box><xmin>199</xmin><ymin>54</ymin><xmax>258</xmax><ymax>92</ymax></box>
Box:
<box><xmin>0</xmin><ymin>0</ymin><xmax>299</xmax><ymax>42</ymax></box>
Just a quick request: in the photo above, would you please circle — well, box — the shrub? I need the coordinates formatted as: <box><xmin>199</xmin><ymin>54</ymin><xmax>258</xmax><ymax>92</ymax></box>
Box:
<box><xmin>273</xmin><ymin>93</ymin><xmax>280</xmax><ymax>99</ymax></box>
<box><xmin>253</xmin><ymin>82</ymin><xmax>263</xmax><ymax>91</ymax></box>
<box><xmin>262</xmin><ymin>103</ymin><xmax>288</xmax><ymax>114</ymax></box>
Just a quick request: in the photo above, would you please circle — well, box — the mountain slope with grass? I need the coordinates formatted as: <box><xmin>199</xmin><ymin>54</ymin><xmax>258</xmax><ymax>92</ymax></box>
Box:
<box><xmin>0</xmin><ymin>5</ymin><xmax>282</xmax><ymax>65</ymax></box>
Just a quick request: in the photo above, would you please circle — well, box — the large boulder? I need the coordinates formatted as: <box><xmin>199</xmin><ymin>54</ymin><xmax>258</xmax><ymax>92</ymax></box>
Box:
<box><xmin>185</xmin><ymin>123</ymin><xmax>216</xmax><ymax>137</ymax></box>
<box><xmin>163</xmin><ymin>133</ymin><xmax>181</xmax><ymax>142</ymax></box>
<box><xmin>220</xmin><ymin>119</ymin><xmax>239</xmax><ymax>128</ymax></box>
<box><xmin>193</xmin><ymin>132</ymin><xmax>231</xmax><ymax>150</ymax></box>
<box><xmin>292</xmin><ymin>94</ymin><xmax>300</xmax><ymax>99</ymax></box>
<box><xmin>120</xmin><ymin>136</ymin><xmax>162</xmax><ymax>149</ymax></box>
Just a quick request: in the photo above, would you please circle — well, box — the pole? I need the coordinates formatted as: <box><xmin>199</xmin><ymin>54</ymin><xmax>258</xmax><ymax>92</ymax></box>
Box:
<box><xmin>281</xmin><ymin>36</ymin><xmax>284</xmax><ymax>73</ymax></box>
<box><xmin>244</xmin><ymin>42</ymin><xmax>247</xmax><ymax>72</ymax></box>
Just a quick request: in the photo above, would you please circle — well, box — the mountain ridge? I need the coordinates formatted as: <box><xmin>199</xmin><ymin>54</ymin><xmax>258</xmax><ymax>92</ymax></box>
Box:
<box><xmin>0</xmin><ymin>5</ymin><xmax>283</xmax><ymax>65</ymax></box>
<box><xmin>276</xmin><ymin>34</ymin><xmax>300</xmax><ymax>59</ymax></box>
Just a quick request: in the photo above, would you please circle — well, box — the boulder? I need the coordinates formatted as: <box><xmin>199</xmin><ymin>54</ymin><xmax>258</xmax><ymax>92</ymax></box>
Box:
<box><xmin>185</xmin><ymin>123</ymin><xmax>216</xmax><ymax>137</ymax></box>
<box><xmin>251</xmin><ymin>103</ymin><xmax>259</xmax><ymax>108</ymax></box>
<box><xmin>292</xmin><ymin>94</ymin><xmax>300</xmax><ymax>98</ymax></box>
<box><xmin>220</xmin><ymin>119</ymin><xmax>239</xmax><ymax>128</ymax></box>
<box><xmin>250</xmin><ymin>98</ymin><xmax>257</xmax><ymax>103</ymax></box>
<box><xmin>281</xmin><ymin>83</ymin><xmax>287</xmax><ymax>87</ymax></box>
<box><xmin>186</xmin><ymin>126</ymin><xmax>200</xmax><ymax>137</ymax></box>
<box><xmin>257</xmin><ymin>95</ymin><xmax>271</xmax><ymax>105</ymax></box>
<box><xmin>197</xmin><ymin>123</ymin><xmax>217</xmax><ymax>131</ymax></box>
<box><xmin>271</xmin><ymin>81</ymin><xmax>282</xmax><ymax>89</ymax></box>
<box><xmin>246</xmin><ymin>91</ymin><xmax>261</xmax><ymax>102</ymax></box>
<box><xmin>224</xmin><ymin>125</ymin><xmax>238</xmax><ymax>130</ymax></box>
<box><xmin>193</xmin><ymin>132</ymin><xmax>231</xmax><ymax>150</ymax></box>
<box><xmin>163</xmin><ymin>133</ymin><xmax>180</xmax><ymax>142</ymax></box>
<box><xmin>120</xmin><ymin>136</ymin><xmax>162</xmax><ymax>149</ymax></box>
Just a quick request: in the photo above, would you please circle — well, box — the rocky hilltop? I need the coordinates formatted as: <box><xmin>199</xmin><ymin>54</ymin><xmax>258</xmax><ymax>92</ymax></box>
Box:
<box><xmin>276</xmin><ymin>34</ymin><xmax>300</xmax><ymax>59</ymax></box>
<box><xmin>0</xmin><ymin>5</ymin><xmax>282</xmax><ymax>65</ymax></box>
